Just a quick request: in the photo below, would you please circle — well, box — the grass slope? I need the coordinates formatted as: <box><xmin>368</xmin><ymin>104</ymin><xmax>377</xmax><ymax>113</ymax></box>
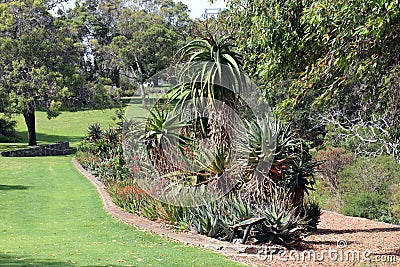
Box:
<box><xmin>0</xmin><ymin>108</ymin><xmax>244</xmax><ymax>267</ymax></box>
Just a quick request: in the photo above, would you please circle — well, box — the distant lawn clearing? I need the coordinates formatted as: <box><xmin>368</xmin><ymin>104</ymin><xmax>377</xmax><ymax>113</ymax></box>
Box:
<box><xmin>0</xmin><ymin>107</ymin><xmax>244</xmax><ymax>266</ymax></box>
<box><xmin>0</xmin><ymin>102</ymin><xmax>149</xmax><ymax>152</ymax></box>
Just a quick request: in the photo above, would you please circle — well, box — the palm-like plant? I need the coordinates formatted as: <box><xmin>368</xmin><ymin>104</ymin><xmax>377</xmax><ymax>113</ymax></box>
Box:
<box><xmin>178</xmin><ymin>34</ymin><xmax>243</xmax><ymax>70</ymax></box>
<box><xmin>170</xmin><ymin>33</ymin><xmax>244</xmax><ymax>107</ymax></box>
<box><xmin>164</xmin><ymin>33</ymin><xmax>245</xmax><ymax>188</ymax></box>
<box><xmin>281</xmin><ymin>159</ymin><xmax>318</xmax><ymax>207</ymax></box>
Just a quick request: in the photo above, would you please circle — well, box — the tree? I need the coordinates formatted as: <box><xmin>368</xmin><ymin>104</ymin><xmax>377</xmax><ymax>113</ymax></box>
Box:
<box><xmin>69</xmin><ymin>0</ymin><xmax>192</xmax><ymax>108</ymax></box>
<box><xmin>104</xmin><ymin>0</ymin><xmax>191</xmax><ymax>108</ymax></box>
<box><xmin>0</xmin><ymin>0</ymin><xmax>79</xmax><ymax>145</ymax></box>
<box><xmin>226</xmin><ymin>0</ymin><xmax>400</xmax><ymax>148</ymax></box>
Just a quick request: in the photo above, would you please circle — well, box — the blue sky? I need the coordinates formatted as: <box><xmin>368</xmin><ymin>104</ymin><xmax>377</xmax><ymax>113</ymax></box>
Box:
<box><xmin>174</xmin><ymin>0</ymin><xmax>227</xmax><ymax>19</ymax></box>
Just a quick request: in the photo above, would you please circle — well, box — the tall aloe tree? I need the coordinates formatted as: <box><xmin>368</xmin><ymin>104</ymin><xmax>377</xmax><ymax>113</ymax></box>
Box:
<box><xmin>178</xmin><ymin>33</ymin><xmax>243</xmax><ymax>68</ymax></box>
<box><xmin>164</xmin><ymin>33</ymin><xmax>245</xmax><ymax>187</ymax></box>
<box><xmin>172</xmin><ymin>34</ymin><xmax>244</xmax><ymax>106</ymax></box>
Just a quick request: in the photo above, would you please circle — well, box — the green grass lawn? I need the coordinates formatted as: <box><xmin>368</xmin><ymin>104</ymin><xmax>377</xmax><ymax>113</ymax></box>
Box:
<box><xmin>1</xmin><ymin>100</ymin><xmax>150</xmax><ymax>152</ymax></box>
<box><xmin>1</xmin><ymin>109</ymin><xmax>118</xmax><ymax>152</ymax></box>
<box><xmin>0</xmin><ymin>107</ymin><xmax>245</xmax><ymax>266</ymax></box>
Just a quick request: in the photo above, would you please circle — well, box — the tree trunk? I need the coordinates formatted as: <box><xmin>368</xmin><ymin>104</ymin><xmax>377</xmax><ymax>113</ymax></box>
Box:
<box><xmin>113</xmin><ymin>67</ymin><xmax>120</xmax><ymax>88</ymax></box>
<box><xmin>134</xmin><ymin>55</ymin><xmax>146</xmax><ymax>108</ymax></box>
<box><xmin>23</xmin><ymin>106</ymin><xmax>37</xmax><ymax>146</ymax></box>
<box><xmin>139</xmin><ymin>82</ymin><xmax>146</xmax><ymax>109</ymax></box>
<box><xmin>152</xmin><ymin>78</ymin><xmax>159</xmax><ymax>87</ymax></box>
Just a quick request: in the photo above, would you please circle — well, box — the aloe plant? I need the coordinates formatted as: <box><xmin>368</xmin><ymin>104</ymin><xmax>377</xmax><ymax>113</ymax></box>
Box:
<box><xmin>300</xmin><ymin>201</ymin><xmax>322</xmax><ymax>231</ymax></box>
<box><xmin>251</xmin><ymin>189</ymin><xmax>304</xmax><ymax>247</ymax></box>
<box><xmin>87</xmin><ymin>123</ymin><xmax>103</xmax><ymax>142</ymax></box>
<box><xmin>281</xmin><ymin>159</ymin><xmax>318</xmax><ymax>207</ymax></box>
<box><xmin>189</xmin><ymin>193</ymin><xmax>251</xmax><ymax>239</ymax></box>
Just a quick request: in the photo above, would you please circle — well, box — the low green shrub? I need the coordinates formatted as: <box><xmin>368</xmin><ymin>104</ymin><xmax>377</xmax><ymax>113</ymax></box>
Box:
<box><xmin>389</xmin><ymin>184</ymin><xmax>400</xmax><ymax>222</ymax></box>
<box><xmin>0</xmin><ymin>117</ymin><xmax>19</xmax><ymax>142</ymax></box>
<box><xmin>340</xmin><ymin>191</ymin><xmax>387</xmax><ymax>220</ymax></box>
<box><xmin>338</xmin><ymin>155</ymin><xmax>400</xmax><ymax>223</ymax></box>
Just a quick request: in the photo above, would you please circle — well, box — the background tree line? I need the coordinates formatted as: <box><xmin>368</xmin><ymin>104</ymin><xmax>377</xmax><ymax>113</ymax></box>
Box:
<box><xmin>222</xmin><ymin>0</ymin><xmax>400</xmax><ymax>159</ymax></box>
<box><xmin>2</xmin><ymin>0</ymin><xmax>400</xmax><ymax>158</ymax></box>
<box><xmin>0</xmin><ymin>0</ymin><xmax>192</xmax><ymax>145</ymax></box>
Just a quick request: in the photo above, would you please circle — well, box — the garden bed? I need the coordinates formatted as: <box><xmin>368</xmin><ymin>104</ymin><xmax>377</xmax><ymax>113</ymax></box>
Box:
<box><xmin>73</xmin><ymin>158</ymin><xmax>400</xmax><ymax>267</ymax></box>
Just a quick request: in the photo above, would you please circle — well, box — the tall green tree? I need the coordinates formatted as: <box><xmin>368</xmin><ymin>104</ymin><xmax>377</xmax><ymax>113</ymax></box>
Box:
<box><xmin>226</xmin><ymin>0</ymin><xmax>400</xmax><ymax>147</ymax></box>
<box><xmin>69</xmin><ymin>0</ymin><xmax>191</xmax><ymax>107</ymax></box>
<box><xmin>102</xmin><ymin>0</ymin><xmax>191</xmax><ymax>107</ymax></box>
<box><xmin>0</xmin><ymin>0</ymin><xmax>79</xmax><ymax>145</ymax></box>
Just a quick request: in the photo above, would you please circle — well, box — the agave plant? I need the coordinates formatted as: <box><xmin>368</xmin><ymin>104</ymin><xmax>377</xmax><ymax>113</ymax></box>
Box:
<box><xmin>142</xmin><ymin>105</ymin><xmax>191</xmax><ymax>171</ymax></box>
<box><xmin>87</xmin><ymin>123</ymin><xmax>103</xmax><ymax>142</ymax></box>
<box><xmin>251</xmin><ymin>188</ymin><xmax>305</xmax><ymax>247</ymax></box>
<box><xmin>102</xmin><ymin>128</ymin><xmax>119</xmax><ymax>145</ymax></box>
<box><xmin>240</xmin><ymin>117</ymin><xmax>277</xmax><ymax>174</ymax></box>
<box><xmin>189</xmin><ymin>193</ymin><xmax>251</xmax><ymax>239</ymax></box>
<box><xmin>236</xmin><ymin>117</ymin><xmax>277</xmax><ymax>200</ymax></box>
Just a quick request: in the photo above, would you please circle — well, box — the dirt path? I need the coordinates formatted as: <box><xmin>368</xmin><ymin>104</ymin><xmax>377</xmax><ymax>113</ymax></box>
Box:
<box><xmin>228</xmin><ymin>211</ymin><xmax>400</xmax><ymax>266</ymax></box>
<box><xmin>73</xmin><ymin>158</ymin><xmax>400</xmax><ymax>267</ymax></box>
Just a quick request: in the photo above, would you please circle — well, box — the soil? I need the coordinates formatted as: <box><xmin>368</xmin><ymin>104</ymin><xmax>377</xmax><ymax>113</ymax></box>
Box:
<box><xmin>73</xmin><ymin>158</ymin><xmax>400</xmax><ymax>267</ymax></box>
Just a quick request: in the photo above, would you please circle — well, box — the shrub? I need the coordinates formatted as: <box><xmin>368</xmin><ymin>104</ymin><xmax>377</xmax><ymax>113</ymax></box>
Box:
<box><xmin>0</xmin><ymin>117</ymin><xmax>19</xmax><ymax>142</ymax></box>
<box><xmin>389</xmin><ymin>184</ymin><xmax>400</xmax><ymax>222</ymax></box>
<box><xmin>97</xmin><ymin>146</ymin><xmax>130</xmax><ymax>181</ymax></box>
<box><xmin>338</xmin><ymin>155</ymin><xmax>400</xmax><ymax>223</ymax></box>
<box><xmin>338</xmin><ymin>155</ymin><xmax>400</xmax><ymax>198</ymax></box>
<box><xmin>120</xmin><ymin>75</ymin><xmax>138</xmax><ymax>96</ymax></box>
<box><xmin>340</xmin><ymin>191</ymin><xmax>387</xmax><ymax>220</ymax></box>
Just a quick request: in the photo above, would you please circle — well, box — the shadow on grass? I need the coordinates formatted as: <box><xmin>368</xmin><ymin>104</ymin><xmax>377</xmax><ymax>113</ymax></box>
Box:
<box><xmin>0</xmin><ymin>185</ymin><xmax>31</xmax><ymax>191</ymax></box>
<box><xmin>126</xmin><ymin>96</ymin><xmax>160</xmax><ymax>106</ymax></box>
<box><xmin>15</xmin><ymin>131</ymin><xmax>83</xmax><ymax>147</ymax></box>
<box><xmin>0</xmin><ymin>254</ymin><xmax>74</xmax><ymax>266</ymax></box>
<box><xmin>0</xmin><ymin>144</ymin><xmax>28</xmax><ymax>152</ymax></box>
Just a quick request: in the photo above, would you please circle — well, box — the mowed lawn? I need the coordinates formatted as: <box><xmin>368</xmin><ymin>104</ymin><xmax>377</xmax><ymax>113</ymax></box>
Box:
<box><xmin>0</xmin><ymin>108</ymin><xmax>244</xmax><ymax>266</ymax></box>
